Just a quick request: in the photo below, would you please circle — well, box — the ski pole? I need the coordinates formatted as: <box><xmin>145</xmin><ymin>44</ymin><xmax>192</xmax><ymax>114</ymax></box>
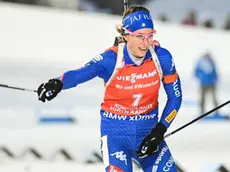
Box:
<box><xmin>164</xmin><ymin>100</ymin><xmax>230</xmax><ymax>139</ymax></box>
<box><xmin>0</xmin><ymin>84</ymin><xmax>37</xmax><ymax>93</ymax></box>
<box><xmin>124</xmin><ymin>0</ymin><xmax>128</xmax><ymax>11</ymax></box>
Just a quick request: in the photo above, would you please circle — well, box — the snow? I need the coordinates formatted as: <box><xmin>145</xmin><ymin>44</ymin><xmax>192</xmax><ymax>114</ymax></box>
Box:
<box><xmin>0</xmin><ymin>3</ymin><xmax>230</xmax><ymax>172</ymax></box>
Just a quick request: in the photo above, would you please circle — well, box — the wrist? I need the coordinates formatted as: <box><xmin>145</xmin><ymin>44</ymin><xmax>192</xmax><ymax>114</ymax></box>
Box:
<box><xmin>154</xmin><ymin>123</ymin><xmax>167</xmax><ymax>135</ymax></box>
<box><xmin>55</xmin><ymin>79</ymin><xmax>63</xmax><ymax>92</ymax></box>
<box><xmin>49</xmin><ymin>78</ymin><xmax>63</xmax><ymax>92</ymax></box>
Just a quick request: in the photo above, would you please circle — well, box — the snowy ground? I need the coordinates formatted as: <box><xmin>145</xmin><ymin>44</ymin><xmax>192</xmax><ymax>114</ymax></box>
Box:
<box><xmin>0</xmin><ymin>161</ymin><xmax>139</xmax><ymax>172</ymax></box>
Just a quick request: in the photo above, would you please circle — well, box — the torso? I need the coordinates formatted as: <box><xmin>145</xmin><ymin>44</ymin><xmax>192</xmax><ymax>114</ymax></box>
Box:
<box><xmin>101</xmin><ymin>53</ymin><xmax>161</xmax><ymax>116</ymax></box>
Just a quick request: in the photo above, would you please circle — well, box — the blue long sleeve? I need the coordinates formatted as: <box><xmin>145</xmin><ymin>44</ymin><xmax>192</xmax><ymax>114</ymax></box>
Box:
<box><xmin>160</xmin><ymin>77</ymin><xmax>182</xmax><ymax>128</ymax></box>
<box><xmin>61</xmin><ymin>66</ymin><xmax>99</xmax><ymax>89</ymax></box>
<box><xmin>156</xmin><ymin>46</ymin><xmax>182</xmax><ymax>128</ymax></box>
<box><xmin>60</xmin><ymin>51</ymin><xmax>117</xmax><ymax>90</ymax></box>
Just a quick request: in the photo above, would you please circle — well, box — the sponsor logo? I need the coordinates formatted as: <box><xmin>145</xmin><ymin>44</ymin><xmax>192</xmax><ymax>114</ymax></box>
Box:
<box><xmin>170</xmin><ymin>58</ymin><xmax>175</xmax><ymax>71</ymax></box>
<box><xmin>123</xmin><ymin>13</ymin><xmax>152</xmax><ymax>27</ymax></box>
<box><xmin>115</xmin><ymin>80</ymin><xmax>159</xmax><ymax>90</ymax></box>
<box><xmin>116</xmin><ymin>70</ymin><xmax>157</xmax><ymax>83</ymax></box>
<box><xmin>102</xmin><ymin>111</ymin><xmax>156</xmax><ymax>121</ymax></box>
<box><xmin>103</xmin><ymin>111</ymin><xmax>127</xmax><ymax>120</ymax></box>
<box><xmin>163</xmin><ymin>156</ymin><xmax>175</xmax><ymax>172</ymax></box>
<box><xmin>108</xmin><ymin>165</ymin><xmax>124</xmax><ymax>172</ymax></box>
<box><xmin>108</xmin><ymin>103</ymin><xmax>154</xmax><ymax>115</ymax></box>
<box><xmin>173</xmin><ymin>79</ymin><xmax>181</xmax><ymax>97</ymax></box>
<box><xmin>152</xmin><ymin>165</ymin><xmax>158</xmax><ymax>172</ymax></box>
<box><xmin>92</xmin><ymin>55</ymin><xmax>103</xmax><ymax>62</ymax></box>
<box><xmin>110</xmin><ymin>151</ymin><xmax>127</xmax><ymax>165</ymax></box>
<box><xmin>165</xmin><ymin>110</ymin><xmax>177</xmax><ymax>123</ymax></box>
<box><xmin>155</xmin><ymin>146</ymin><xmax>168</xmax><ymax>165</ymax></box>
<box><xmin>85</xmin><ymin>55</ymin><xmax>103</xmax><ymax>66</ymax></box>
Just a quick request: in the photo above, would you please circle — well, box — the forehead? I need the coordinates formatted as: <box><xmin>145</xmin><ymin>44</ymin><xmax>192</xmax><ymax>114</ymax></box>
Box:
<box><xmin>134</xmin><ymin>28</ymin><xmax>154</xmax><ymax>34</ymax></box>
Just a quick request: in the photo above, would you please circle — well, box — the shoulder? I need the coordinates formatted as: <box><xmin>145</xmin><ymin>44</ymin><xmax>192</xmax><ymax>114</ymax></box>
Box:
<box><xmin>154</xmin><ymin>46</ymin><xmax>176</xmax><ymax>75</ymax></box>
<box><xmin>100</xmin><ymin>46</ymin><xmax>118</xmax><ymax>64</ymax></box>
<box><xmin>87</xmin><ymin>46</ymin><xmax>117</xmax><ymax>64</ymax></box>
<box><xmin>105</xmin><ymin>46</ymin><xmax>118</xmax><ymax>54</ymax></box>
<box><xmin>100</xmin><ymin>46</ymin><xmax>118</xmax><ymax>60</ymax></box>
<box><xmin>86</xmin><ymin>46</ymin><xmax>117</xmax><ymax>70</ymax></box>
<box><xmin>155</xmin><ymin>46</ymin><xmax>172</xmax><ymax>59</ymax></box>
<box><xmin>151</xmin><ymin>40</ymin><xmax>172</xmax><ymax>61</ymax></box>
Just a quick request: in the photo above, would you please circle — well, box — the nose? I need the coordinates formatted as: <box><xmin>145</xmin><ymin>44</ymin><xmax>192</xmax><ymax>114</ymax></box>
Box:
<box><xmin>142</xmin><ymin>38</ymin><xmax>149</xmax><ymax>46</ymax></box>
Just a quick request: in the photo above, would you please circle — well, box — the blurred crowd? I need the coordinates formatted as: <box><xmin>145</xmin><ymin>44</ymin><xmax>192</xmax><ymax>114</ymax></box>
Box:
<box><xmin>158</xmin><ymin>9</ymin><xmax>230</xmax><ymax>31</ymax></box>
<box><xmin>1</xmin><ymin>0</ymin><xmax>230</xmax><ymax>31</ymax></box>
<box><xmin>0</xmin><ymin>0</ymin><xmax>148</xmax><ymax>14</ymax></box>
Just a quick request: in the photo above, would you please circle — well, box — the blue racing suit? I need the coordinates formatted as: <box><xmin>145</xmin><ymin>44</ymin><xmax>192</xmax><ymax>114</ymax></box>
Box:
<box><xmin>60</xmin><ymin>45</ymin><xmax>182</xmax><ymax>172</ymax></box>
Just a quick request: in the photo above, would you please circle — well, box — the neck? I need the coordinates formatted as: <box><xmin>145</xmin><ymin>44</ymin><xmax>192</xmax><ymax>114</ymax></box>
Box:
<box><xmin>127</xmin><ymin>48</ymin><xmax>145</xmax><ymax>66</ymax></box>
<box><xmin>127</xmin><ymin>48</ymin><xmax>144</xmax><ymax>59</ymax></box>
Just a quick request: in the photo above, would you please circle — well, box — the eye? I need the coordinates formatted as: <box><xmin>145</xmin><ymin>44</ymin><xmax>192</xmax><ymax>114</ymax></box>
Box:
<box><xmin>148</xmin><ymin>35</ymin><xmax>154</xmax><ymax>40</ymax></box>
<box><xmin>136</xmin><ymin>34</ymin><xmax>144</xmax><ymax>40</ymax></box>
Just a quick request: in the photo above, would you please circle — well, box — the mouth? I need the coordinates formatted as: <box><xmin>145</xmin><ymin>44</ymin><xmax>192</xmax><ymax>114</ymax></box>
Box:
<box><xmin>139</xmin><ymin>47</ymin><xmax>148</xmax><ymax>52</ymax></box>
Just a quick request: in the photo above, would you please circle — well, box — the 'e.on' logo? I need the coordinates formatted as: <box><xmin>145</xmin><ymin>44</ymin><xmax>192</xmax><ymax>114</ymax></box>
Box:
<box><xmin>108</xmin><ymin>164</ymin><xmax>124</xmax><ymax>172</ymax></box>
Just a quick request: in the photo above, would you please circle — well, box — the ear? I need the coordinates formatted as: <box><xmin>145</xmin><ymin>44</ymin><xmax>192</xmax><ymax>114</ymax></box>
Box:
<box><xmin>153</xmin><ymin>40</ymin><xmax>160</xmax><ymax>47</ymax></box>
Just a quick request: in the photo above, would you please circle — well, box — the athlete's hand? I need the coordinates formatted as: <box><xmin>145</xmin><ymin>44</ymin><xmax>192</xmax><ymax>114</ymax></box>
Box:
<box><xmin>37</xmin><ymin>78</ymin><xmax>63</xmax><ymax>102</ymax></box>
<box><xmin>137</xmin><ymin>123</ymin><xmax>167</xmax><ymax>158</ymax></box>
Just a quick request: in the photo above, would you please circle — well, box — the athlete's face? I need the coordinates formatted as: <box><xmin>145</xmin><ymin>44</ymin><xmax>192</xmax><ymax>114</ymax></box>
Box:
<box><xmin>125</xmin><ymin>28</ymin><xmax>155</xmax><ymax>58</ymax></box>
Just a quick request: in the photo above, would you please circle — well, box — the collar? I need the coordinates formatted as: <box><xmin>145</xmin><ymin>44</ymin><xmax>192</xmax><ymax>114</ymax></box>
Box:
<box><xmin>123</xmin><ymin>44</ymin><xmax>152</xmax><ymax>66</ymax></box>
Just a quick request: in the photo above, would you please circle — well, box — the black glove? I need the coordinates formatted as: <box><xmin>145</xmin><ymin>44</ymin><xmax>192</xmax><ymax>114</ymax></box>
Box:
<box><xmin>137</xmin><ymin>123</ymin><xmax>167</xmax><ymax>158</ymax></box>
<box><xmin>37</xmin><ymin>79</ymin><xmax>63</xmax><ymax>102</ymax></box>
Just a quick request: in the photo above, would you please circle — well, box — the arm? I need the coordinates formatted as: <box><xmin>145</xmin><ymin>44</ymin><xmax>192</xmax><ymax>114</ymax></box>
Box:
<box><xmin>59</xmin><ymin>51</ymin><xmax>117</xmax><ymax>90</ymax></box>
<box><xmin>160</xmin><ymin>76</ymin><xmax>182</xmax><ymax>128</ymax></box>
<box><xmin>59</xmin><ymin>62</ymin><xmax>104</xmax><ymax>90</ymax></box>
<box><xmin>194</xmin><ymin>60</ymin><xmax>201</xmax><ymax>79</ymax></box>
<box><xmin>211</xmin><ymin>59</ymin><xmax>218</xmax><ymax>83</ymax></box>
<box><xmin>137</xmin><ymin>47</ymin><xmax>182</xmax><ymax>158</ymax></box>
<box><xmin>158</xmin><ymin>48</ymin><xmax>182</xmax><ymax>128</ymax></box>
<box><xmin>37</xmin><ymin>50</ymin><xmax>117</xmax><ymax>102</ymax></box>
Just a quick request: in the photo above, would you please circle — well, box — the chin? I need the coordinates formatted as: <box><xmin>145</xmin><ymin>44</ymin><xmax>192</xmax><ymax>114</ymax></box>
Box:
<box><xmin>137</xmin><ymin>51</ymin><xmax>147</xmax><ymax>58</ymax></box>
